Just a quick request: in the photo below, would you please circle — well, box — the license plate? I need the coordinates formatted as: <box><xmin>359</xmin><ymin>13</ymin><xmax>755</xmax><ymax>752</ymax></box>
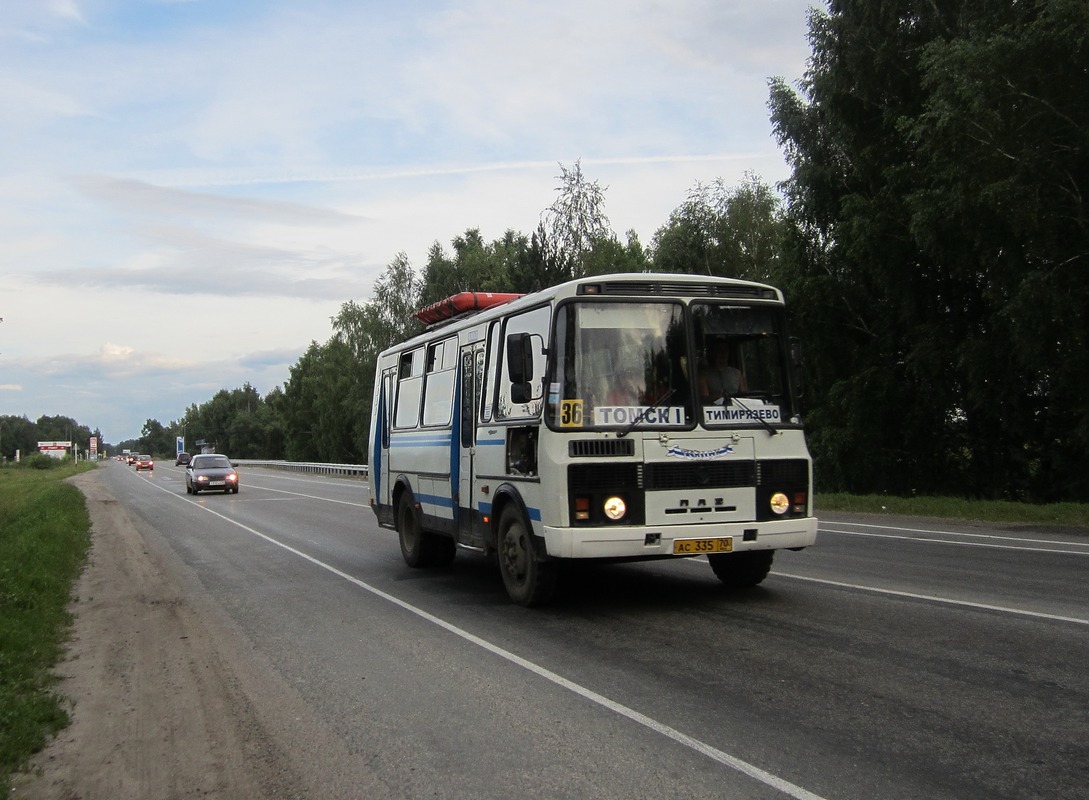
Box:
<box><xmin>673</xmin><ymin>537</ymin><xmax>733</xmax><ymax>555</ymax></box>
<box><xmin>209</xmin><ymin>480</ymin><xmax>225</xmax><ymax>486</ymax></box>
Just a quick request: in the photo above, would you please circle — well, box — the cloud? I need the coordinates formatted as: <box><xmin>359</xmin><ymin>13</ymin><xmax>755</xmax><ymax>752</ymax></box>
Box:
<box><xmin>70</xmin><ymin>175</ymin><xmax>366</xmax><ymax>226</ymax></box>
<box><xmin>17</xmin><ymin>175</ymin><xmax>381</xmax><ymax>300</ymax></box>
<box><xmin>0</xmin><ymin>0</ymin><xmax>816</xmax><ymax>443</ymax></box>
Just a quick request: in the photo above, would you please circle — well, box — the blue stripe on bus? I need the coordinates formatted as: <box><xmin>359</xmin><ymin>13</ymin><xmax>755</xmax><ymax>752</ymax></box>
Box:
<box><xmin>389</xmin><ymin>436</ymin><xmax>452</xmax><ymax>448</ymax></box>
<box><xmin>418</xmin><ymin>493</ymin><xmax>455</xmax><ymax>510</ymax></box>
<box><xmin>476</xmin><ymin>438</ymin><xmax>505</xmax><ymax>447</ymax></box>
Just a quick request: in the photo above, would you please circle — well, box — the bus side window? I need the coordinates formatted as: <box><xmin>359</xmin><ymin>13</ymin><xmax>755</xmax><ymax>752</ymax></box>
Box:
<box><xmin>394</xmin><ymin>348</ymin><xmax>424</xmax><ymax>428</ymax></box>
<box><xmin>381</xmin><ymin>370</ymin><xmax>393</xmax><ymax>449</ymax></box>
<box><xmin>497</xmin><ymin>306</ymin><xmax>550</xmax><ymax>420</ymax></box>
<box><xmin>399</xmin><ymin>350</ymin><xmax>417</xmax><ymax>379</ymax></box>
<box><xmin>426</xmin><ymin>341</ymin><xmax>442</xmax><ymax>372</ymax></box>
<box><xmin>481</xmin><ymin>322</ymin><xmax>500</xmax><ymax>422</ymax></box>
<box><xmin>422</xmin><ymin>337</ymin><xmax>456</xmax><ymax>427</ymax></box>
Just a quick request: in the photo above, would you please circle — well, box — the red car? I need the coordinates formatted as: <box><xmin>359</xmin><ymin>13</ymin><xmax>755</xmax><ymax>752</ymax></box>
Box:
<box><xmin>135</xmin><ymin>454</ymin><xmax>154</xmax><ymax>471</ymax></box>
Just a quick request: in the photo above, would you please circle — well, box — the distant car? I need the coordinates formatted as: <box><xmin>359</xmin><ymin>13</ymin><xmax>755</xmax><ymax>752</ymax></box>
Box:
<box><xmin>135</xmin><ymin>454</ymin><xmax>154</xmax><ymax>471</ymax></box>
<box><xmin>127</xmin><ymin>454</ymin><xmax>137</xmax><ymax>465</ymax></box>
<box><xmin>175</xmin><ymin>452</ymin><xmax>191</xmax><ymax>466</ymax></box>
<box><xmin>185</xmin><ymin>454</ymin><xmax>239</xmax><ymax>495</ymax></box>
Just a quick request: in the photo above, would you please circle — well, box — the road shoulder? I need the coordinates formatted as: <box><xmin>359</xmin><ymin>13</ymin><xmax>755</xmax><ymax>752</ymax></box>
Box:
<box><xmin>13</xmin><ymin>468</ymin><xmax>390</xmax><ymax>800</ymax></box>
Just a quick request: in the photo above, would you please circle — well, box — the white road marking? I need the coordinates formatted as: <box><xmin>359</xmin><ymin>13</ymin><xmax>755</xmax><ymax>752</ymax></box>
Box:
<box><xmin>819</xmin><ymin>525</ymin><xmax>1089</xmax><ymax>556</ymax></box>
<box><xmin>141</xmin><ymin>474</ymin><xmax>826</xmax><ymax>800</ymax></box>
<box><xmin>772</xmin><ymin>572</ymin><xmax>1089</xmax><ymax>626</ymax></box>
<box><xmin>238</xmin><ymin>484</ymin><xmax>368</xmax><ymax>507</ymax></box>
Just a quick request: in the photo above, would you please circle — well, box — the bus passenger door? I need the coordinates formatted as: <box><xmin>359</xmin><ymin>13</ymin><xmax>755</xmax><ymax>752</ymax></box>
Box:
<box><xmin>373</xmin><ymin>367</ymin><xmax>395</xmax><ymax>520</ymax></box>
<box><xmin>457</xmin><ymin>343</ymin><xmax>485</xmax><ymax>546</ymax></box>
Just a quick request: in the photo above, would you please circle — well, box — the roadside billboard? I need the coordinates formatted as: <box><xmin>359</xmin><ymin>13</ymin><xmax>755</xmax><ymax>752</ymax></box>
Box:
<box><xmin>38</xmin><ymin>441</ymin><xmax>71</xmax><ymax>460</ymax></box>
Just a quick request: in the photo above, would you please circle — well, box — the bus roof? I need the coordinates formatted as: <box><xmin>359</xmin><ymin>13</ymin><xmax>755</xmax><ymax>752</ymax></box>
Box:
<box><xmin>385</xmin><ymin>273</ymin><xmax>784</xmax><ymax>353</ymax></box>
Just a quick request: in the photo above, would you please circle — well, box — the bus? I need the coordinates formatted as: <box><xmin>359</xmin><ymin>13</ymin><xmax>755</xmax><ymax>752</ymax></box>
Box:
<box><xmin>366</xmin><ymin>273</ymin><xmax>817</xmax><ymax>605</ymax></box>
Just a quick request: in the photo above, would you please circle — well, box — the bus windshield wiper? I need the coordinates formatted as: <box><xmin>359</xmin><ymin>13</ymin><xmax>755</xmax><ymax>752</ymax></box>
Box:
<box><xmin>617</xmin><ymin>388</ymin><xmax>676</xmax><ymax>438</ymax></box>
<box><xmin>725</xmin><ymin>394</ymin><xmax>779</xmax><ymax>436</ymax></box>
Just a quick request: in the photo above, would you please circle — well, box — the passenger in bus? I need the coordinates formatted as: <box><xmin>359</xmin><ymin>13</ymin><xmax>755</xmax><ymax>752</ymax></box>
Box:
<box><xmin>699</xmin><ymin>340</ymin><xmax>746</xmax><ymax>404</ymax></box>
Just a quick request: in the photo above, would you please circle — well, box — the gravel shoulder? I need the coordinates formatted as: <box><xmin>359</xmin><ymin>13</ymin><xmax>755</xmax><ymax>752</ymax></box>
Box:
<box><xmin>12</xmin><ymin>469</ymin><xmax>392</xmax><ymax>800</ymax></box>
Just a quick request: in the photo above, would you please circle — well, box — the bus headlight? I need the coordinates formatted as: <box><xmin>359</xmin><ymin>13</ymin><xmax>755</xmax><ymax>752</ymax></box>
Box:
<box><xmin>769</xmin><ymin>492</ymin><xmax>790</xmax><ymax>515</ymax></box>
<box><xmin>603</xmin><ymin>496</ymin><xmax>627</xmax><ymax>521</ymax></box>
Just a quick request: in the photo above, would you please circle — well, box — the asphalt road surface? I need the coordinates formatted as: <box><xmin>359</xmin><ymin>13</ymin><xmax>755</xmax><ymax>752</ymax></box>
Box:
<box><xmin>24</xmin><ymin>460</ymin><xmax>1089</xmax><ymax>799</ymax></box>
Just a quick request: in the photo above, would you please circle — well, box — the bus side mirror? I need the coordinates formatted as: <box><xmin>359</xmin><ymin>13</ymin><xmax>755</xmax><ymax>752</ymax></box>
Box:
<box><xmin>790</xmin><ymin>337</ymin><xmax>805</xmax><ymax>398</ymax></box>
<box><xmin>507</xmin><ymin>332</ymin><xmax>534</xmax><ymax>383</ymax></box>
<box><xmin>509</xmin><ymin>333</ymin><xmax>544</xmax><ymax>407</ymax></box>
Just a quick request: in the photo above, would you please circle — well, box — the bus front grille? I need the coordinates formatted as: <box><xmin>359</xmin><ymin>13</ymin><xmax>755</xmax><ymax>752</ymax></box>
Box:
<box><xmin>569</xmin><ymin>439</ymin><xmax>636</xmax><ymax>458</ymax></box>
<box><xmin>643</xmin><ymin>461</ymin><xmax>756</xmax><ymax>490</ymax></box>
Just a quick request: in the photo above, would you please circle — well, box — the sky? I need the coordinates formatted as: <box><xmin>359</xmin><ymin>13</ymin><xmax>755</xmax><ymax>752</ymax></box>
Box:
<box><xmin>0</xmin><ymin>0</ymin><xmax>816</xmax><ymax>447</ymax></box>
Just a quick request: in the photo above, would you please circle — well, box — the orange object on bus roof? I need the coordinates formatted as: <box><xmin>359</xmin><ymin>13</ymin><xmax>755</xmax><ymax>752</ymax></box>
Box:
<box><xmin>413</xmin><ymin>292</ymin><xmax>523</xmax><ymax>324</ymax></box>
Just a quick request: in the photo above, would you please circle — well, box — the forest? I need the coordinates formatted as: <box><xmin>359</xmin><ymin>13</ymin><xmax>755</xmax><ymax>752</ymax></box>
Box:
<box><xmin>10</xmin><ymin>1</ymin><xmax>1087</xmax><ymax>503</ymax></box>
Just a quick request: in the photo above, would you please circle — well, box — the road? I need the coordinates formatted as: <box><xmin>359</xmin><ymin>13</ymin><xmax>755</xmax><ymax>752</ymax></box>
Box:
<box><xmin>21</xmin><ymin>460</ymin><xmax>1089</xmax><ymax>799</ymax></box>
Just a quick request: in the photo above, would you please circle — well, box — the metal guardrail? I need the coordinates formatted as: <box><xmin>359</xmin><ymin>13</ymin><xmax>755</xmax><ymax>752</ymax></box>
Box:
<box><xmin>236</xmin><ymin>460</ymin><xmax>368</xmax><ymax>478</ymax></box>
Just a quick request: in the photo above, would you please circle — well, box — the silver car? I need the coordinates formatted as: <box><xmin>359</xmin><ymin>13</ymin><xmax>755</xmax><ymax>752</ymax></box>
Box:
<box><xmin>185</xmin><ymin>454</ymin><xmax>239</xmax><ymax>495</ymax></box>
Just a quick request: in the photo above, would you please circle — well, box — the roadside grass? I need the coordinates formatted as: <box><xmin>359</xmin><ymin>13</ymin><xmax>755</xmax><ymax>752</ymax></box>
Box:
<box><xmin>817</xmin><ymin>492</ymin><xmax>1089</xmax><ymax>531</ymax></box>
<box><xmin>0</xmin><ymin>461</ymin><xmax>94</xmax><ymax>795</ymax></box>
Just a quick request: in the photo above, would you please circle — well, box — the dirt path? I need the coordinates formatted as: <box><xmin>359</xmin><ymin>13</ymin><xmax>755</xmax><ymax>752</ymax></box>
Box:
<box><xmin>12</xmin><ymin>469</ymin><xmax>392</xmax><ymax>800</ymax></box>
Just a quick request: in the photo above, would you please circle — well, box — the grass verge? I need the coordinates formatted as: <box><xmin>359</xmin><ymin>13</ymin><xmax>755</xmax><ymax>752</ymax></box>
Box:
<box><xmin>0</xmin><ymin>461</ymin><xmax>94</xmax><ymax>795</ymax></box>
<box><xmin>816</xmin><ymin>492</ymin><xmax>1089</xmax><ymax>531</ymax></box>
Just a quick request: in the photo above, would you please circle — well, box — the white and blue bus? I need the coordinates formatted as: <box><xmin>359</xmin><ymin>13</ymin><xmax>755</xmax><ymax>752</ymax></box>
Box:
<box><xmin>367</xmin><ymin>273</ymin><xmax>817</xmax><ymax>605</ymax></box>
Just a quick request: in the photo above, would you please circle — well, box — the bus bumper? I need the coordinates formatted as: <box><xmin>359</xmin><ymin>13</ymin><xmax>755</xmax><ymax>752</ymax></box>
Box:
<box><xmin>539</xmin><ymin>517</ymin><xmax>818</xmax><ymax>560</ymax></box>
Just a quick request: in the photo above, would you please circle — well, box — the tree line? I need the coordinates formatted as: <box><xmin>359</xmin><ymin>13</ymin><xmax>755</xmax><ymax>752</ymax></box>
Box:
<box><xmin>0</xmin><ymin>415</ymin><xmax>102</xmax><ymax>463</ymax></box>
<box><xmin>29</xmin><ymin>1</ymin><xmax>1089</xmax><ymax>502</ymax></box>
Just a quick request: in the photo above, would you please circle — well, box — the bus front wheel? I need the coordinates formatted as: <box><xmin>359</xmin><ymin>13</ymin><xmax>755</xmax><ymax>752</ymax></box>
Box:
<box><xmin>497</xmin><ymin>505</ymin><xmax>556</xmax><ymax>607</ymax></box>
<box><xmin>708</xmin><ymin>550</ymin><xmax>774</xmax><ymax>588</ymax></box>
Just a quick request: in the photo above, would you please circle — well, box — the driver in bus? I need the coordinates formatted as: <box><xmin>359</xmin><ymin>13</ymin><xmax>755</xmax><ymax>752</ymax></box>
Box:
<box><xmin>699</xmin><ymin>339</ymin><xmax>746</xmax><ymax>404</ymax></box>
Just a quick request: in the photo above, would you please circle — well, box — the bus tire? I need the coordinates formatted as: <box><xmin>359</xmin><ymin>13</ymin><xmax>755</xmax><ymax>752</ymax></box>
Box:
<box><xmin>497</xmin><ymin>505</ymin><xmax>556</xmax><ymax>607</ymax></box>
<box><xmin>708</xmin><ymin>550</ymin><xmax>774</xmax><ymax>588</ymax></box>
<box><xmin>397</xmin><ymin>492</ymin><xmax>433</xmax><ymax>568</ymax></box>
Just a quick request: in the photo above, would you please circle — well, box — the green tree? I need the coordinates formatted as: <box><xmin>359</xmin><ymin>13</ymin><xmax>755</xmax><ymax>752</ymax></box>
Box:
<box><xmin>0</xmin><ymin>415</ymin><xmax>37</xmax><ymax>461</ymax></box>
<box><xmin>542</xmin><ymin>160</ymin><xmax>612</xmax><ymax>280</ymax></box>
<box><xmin>139</xmin><ymin>419</ymin><xmax>174</xmax><ymax>457</ymax></box>
<box><xmin>509</xmin><ymin>223</ymin><xmax>568</xmax><ymax>292</ymax></box>
<box><xmin>258</xmin><ymin>387</ymin><xmax>287</xmax><ymax>459</ymax></box>
<box><xmin>175</xmin><ymin>383</ymin><xmax>283</xmax><ymax>459</ymax></box>
<box><xmin>651</xmin><ymin>184</ymin><xmax>720</xmax><ymax>276</ymax></box>
<box><xmin>418</xmin><ymin>229</ymin><xmax>516</xmax><ymax>307</ymax></box>
<box><xmin>281</xmin><ymin>339</ymin><xmax>358</xmax><ymax>462</ymax></box>
<box><xmin>650</xmin><ymin>174</ymin><xmax>784</xmax><ymax>282</ymax></box>
<box><xmin>582</xmin><ymin>229</ymin><xmax>650</xmax><ymax>276</ymax></box>
<box><xmin>905</xmin><ymin>0</ymin><xmax>1089</xmax><ymax>500</ymax></box>
<box><xmin>768</xmin><ymin>0</ymin><xmax>1089</xmax><ymax>500</ymax></box>
<box><xmin>329</xmin><ymin>252</ymin><xmax>427</xmax><ymax>460</ymax></box>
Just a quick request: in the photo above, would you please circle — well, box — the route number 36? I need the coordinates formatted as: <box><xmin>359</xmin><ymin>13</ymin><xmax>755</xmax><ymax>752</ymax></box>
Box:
<box><xmin>560</xmin><ymin>400</ymin><xmax>584</xmax><ymax>428</ymax></box>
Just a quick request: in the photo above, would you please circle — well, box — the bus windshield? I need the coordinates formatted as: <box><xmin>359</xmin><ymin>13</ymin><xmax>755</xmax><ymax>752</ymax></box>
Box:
<box><xmin>547</xmin><ymin>299</ymin><xmax>792</xmax><ymax>431</ymax></box>
<box><xmin>548</xmin><ymin>301</ymin><xmax>692</xmax><ymax>430</ymax></box>
<box><xmin>692</xmin><ymin>302</ymin><xmax>790</xmax><ymax>428</ymax></box>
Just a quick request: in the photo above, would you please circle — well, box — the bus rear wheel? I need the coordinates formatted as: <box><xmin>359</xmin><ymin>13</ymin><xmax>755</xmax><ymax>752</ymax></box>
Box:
<box><xmin>397</xmin><ymin>492</ymin><xmax>431</xmax><ymax>567</ymax></box>
<box><xmin>708</xmin><ymin>550</ymin><xmax>774</xmax><ymax>588</ymax></box>
<box><xmin>397</xmin><ymin>492</ymin><xmax>454</xmax><ymax>568</ymax></box>
<box><xmin>497</xmin><ymin>505</ymin><xmax>556</xmax><ymax>606</ymax></box>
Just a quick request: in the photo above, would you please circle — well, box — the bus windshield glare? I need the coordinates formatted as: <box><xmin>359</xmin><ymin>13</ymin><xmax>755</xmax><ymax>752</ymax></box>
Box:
<box><xmin>548</xmin><ymin>300</ymin><xmax>790</xmax><ymax>431</ymax></box>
